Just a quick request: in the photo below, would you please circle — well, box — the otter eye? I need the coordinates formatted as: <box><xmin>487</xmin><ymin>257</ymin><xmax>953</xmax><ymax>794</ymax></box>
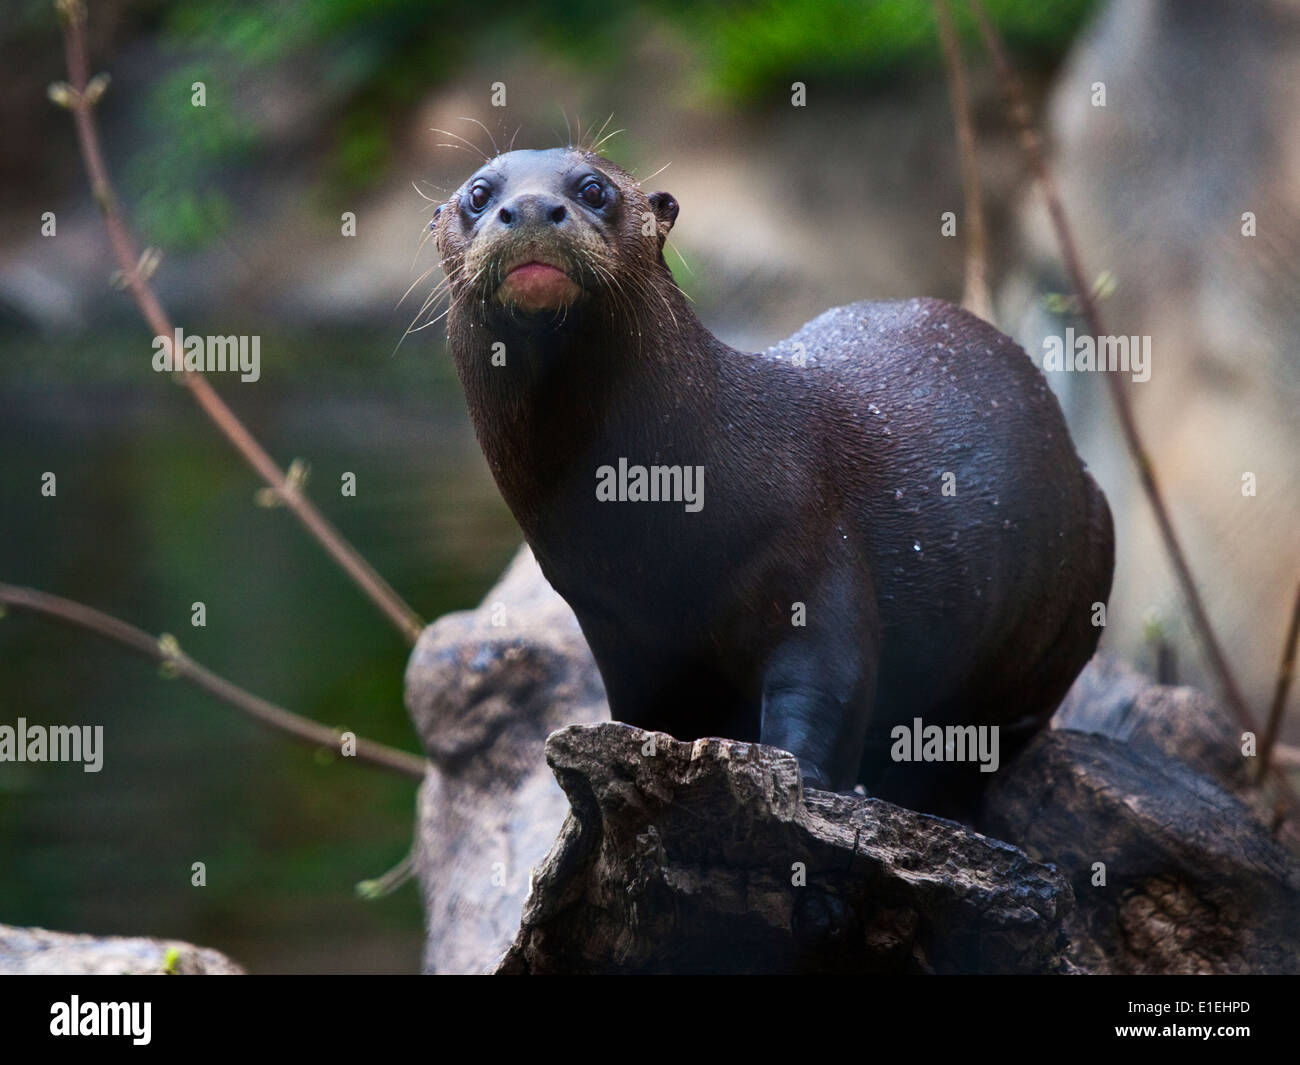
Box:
<box><xmin>468</xmin><ymin>182</ymin><xmax>491</xmax><ymax>211</ymax></box>
<box><xmin>579</xmin><ymin>179</ymin><xmax>605</xmax><ymax>208</ymax></box>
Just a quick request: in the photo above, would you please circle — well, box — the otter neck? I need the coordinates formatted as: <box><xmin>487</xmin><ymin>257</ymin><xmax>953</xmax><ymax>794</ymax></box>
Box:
<box><xmin>448</xmin><ymin>284</ymin><xmax>732</xmax><ymax>538</ymax></box>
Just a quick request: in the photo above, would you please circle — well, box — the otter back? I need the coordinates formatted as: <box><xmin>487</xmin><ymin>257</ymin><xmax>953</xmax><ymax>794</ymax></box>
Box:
<box><xmin>434</xmin><ymin>147</ymin><xmax>1114</xmax><ymax>813</ymax></box>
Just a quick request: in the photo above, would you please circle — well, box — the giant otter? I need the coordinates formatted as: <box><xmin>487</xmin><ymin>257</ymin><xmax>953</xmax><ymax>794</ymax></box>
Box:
<box><xmin>433</xmin><ymin>147</ymin><xmax>1114</xmax><ymax>810</ymax></box>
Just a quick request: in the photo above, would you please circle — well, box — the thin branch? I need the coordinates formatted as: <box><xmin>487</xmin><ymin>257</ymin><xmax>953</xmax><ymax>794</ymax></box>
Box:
<box><xmin>967</xmin><ymin>0</ymin><xmax>1254</xmax><ymax>737</ymax></box>
<box><xmin>0</xmin><ymin>582</ymin><xmax>429</xmax><ymax>782</ymax></box>
<box><xmin>53</xmin><ymin>0</ymin><xmax>424</xmax><ymax>645</ymax></box>
<box><xmin>932</xmin><ymin>0</ymin><xmax>992</xmax><ymax>322</ymax></box>
<box><xmin>1274</xmin><ymin>743</ymin><xmax>1300</xmax><ymax>771</ymax></box>
<box><xmin>355</xmin><ymin>849</ymin><xmax>416</xmax><ymax>899</ymax></box>
<box><xmin>1258</xmin><ymin>581</ymin><xmax>1300</xmax><ymax>782</ymax></box>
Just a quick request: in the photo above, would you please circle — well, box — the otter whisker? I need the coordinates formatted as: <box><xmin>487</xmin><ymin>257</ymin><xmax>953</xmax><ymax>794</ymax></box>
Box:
<box><xmin>410</xmin><ymin>219</ymin><xmax>445</xmax><ymax>271</ymax></box>
<box><xmin>430</xmin><ymin>127</ymin><xmax>491</xmax><ymax>163</ymax></box>
<box><xmin>640</xmin><ymin>160</ymin><xmax>673</xmax><ymax>184</ymax></box>
<box><xmin>412</xmin><ymin>179</ymin><xmax>449</xmax><ymax>201</ymax></box>
<box><xmin>398</xmin><ymin>264</ymin><xmax>441</xmax><ymax>308</ymax></box>
<box><xmin>587</xmin><ymin>123</ymin><xmax>624</xmax><ymax>156</ymax></box>
<box><xmin>459</xmin><ymin>116</ymin><xmax>500</xmax><ymax>158</ymax></box>
<box><xmin>663</xmin><ymin>236</ymin><xmax>694</xmax><ymax>278</ymax></box>
<box><xmin>432</xmin><ymin>141</ymin><xmax>487</xmax><ymax>161</ymax></box>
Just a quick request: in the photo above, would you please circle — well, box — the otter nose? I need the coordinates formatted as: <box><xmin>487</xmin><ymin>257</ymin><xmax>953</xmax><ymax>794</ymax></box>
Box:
<box><xmin>496</xmin><ymin>193</ymin><xmax>568</xmax><ymax>228</ymax></box>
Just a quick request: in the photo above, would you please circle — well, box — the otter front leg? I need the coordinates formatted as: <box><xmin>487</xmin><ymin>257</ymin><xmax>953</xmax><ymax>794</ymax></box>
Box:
<box><xmin>759</xmin><ymin>587</ymin><xmax>880</xmax><ymax>792</ymax></box>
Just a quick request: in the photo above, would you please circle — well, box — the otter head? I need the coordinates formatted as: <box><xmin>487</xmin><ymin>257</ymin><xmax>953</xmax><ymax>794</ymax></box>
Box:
<box><xmin>434</xmin><ymin>148</ymin><xmax>679</xmax><ymax>324</ymax></box>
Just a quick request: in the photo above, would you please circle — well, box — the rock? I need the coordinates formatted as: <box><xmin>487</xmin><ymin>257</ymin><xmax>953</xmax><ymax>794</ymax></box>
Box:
<box><xmin>497</xmin><ymin>722</ymin><xmax>1074</xmax><ymax>974</ymax></box>
<box><xmin>0</xmin><ymin>924</ymin><xmax>243</xmax><ymax>975</ymax></box>
<box><xmin>983</xmin><ymin>730</ymin><xmax>1300</xmax><ymax>974</ymax></box>
<box><xmin>405</xmin><ymin>546</ymin><xmax>608</xmax><ymax>973</ymax></box>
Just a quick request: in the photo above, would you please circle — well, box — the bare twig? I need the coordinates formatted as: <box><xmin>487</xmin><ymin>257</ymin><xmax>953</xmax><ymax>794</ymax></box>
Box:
<box><xmin>967</xmin><ymin>0</ymin><xmax>1254</xmax><ymax>737</ymax></box>
<box><xmin>0</xmin><ymin>582</ymin><xmax>429</xmax><ymax>781</ymax></box>
<box><xmin>356</xmin><ymin>850</ymin><xmax>416</xmax><ymax>899</ymax></box>
<box><xmin>1258</xmin><ymin>582</ymin><xmax>1300</xmax><ymax>782</ymax></box>
<box><xmin>932</xmin><ymin>0</ymin><xmax>992</xmax><ymax>322</ymax></box>
<box><xmin>53</xmin><ymin>0</ymin><xmax>424</xmax><ymax>644</ymax></box>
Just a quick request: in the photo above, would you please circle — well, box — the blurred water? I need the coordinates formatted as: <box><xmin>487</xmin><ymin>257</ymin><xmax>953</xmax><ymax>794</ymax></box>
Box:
<box><xmin>0</xmin><ymin>325</ymin><xmax>520</xmax><ymax>972</ymax></box>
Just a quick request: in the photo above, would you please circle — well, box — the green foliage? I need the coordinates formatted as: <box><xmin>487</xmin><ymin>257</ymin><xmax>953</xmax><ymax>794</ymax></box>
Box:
<box><xmin>674</xmin><ymin>0</ymin><xmax>1098</xmax><ymax>98</ymax></box>
<box><xmin>125</xmin><ymin>65</ymin><xmax>254</xmax><ymax>250</ymax></box>
<box><xmin>122</xmin><ymin>0</ymin><xmax>1096</xmax><ymax>250</ymax></box>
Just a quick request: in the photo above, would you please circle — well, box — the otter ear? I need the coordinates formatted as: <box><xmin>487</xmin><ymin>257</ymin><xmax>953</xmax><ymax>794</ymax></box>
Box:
<box><xmin>648</xmin><ymin>192</ymin><xmax>679</xmax><ymax>248</ymax></box>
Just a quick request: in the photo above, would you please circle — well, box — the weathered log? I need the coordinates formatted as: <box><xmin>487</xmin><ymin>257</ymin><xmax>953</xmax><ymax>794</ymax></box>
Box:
<box><xmin>1052</xmin><ymin>654</ymin><xmax>1255</xmax><ymax>796</ymax></box>
<box><xmin>497</xmin><ymin>722</ymin><xmax>1073</xmax><ymax>974</ymax></box>
<box><xmin>982</xmin><ymin>730</ymin><xmax>1300</xmax><ymax>974</ymax></box>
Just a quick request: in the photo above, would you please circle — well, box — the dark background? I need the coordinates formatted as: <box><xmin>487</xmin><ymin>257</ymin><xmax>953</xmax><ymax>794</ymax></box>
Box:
<box><xmin>5</xmin><ymin>0</ymin><xmax>1293</xmax><ymax>973</ymax></box>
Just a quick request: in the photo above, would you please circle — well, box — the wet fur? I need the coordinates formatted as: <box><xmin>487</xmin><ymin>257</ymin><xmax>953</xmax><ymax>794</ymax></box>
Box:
<box><xmin>435</xmin><ymin>148</ymin><xmax>1114</xmax><ymax>812</ymax></box>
